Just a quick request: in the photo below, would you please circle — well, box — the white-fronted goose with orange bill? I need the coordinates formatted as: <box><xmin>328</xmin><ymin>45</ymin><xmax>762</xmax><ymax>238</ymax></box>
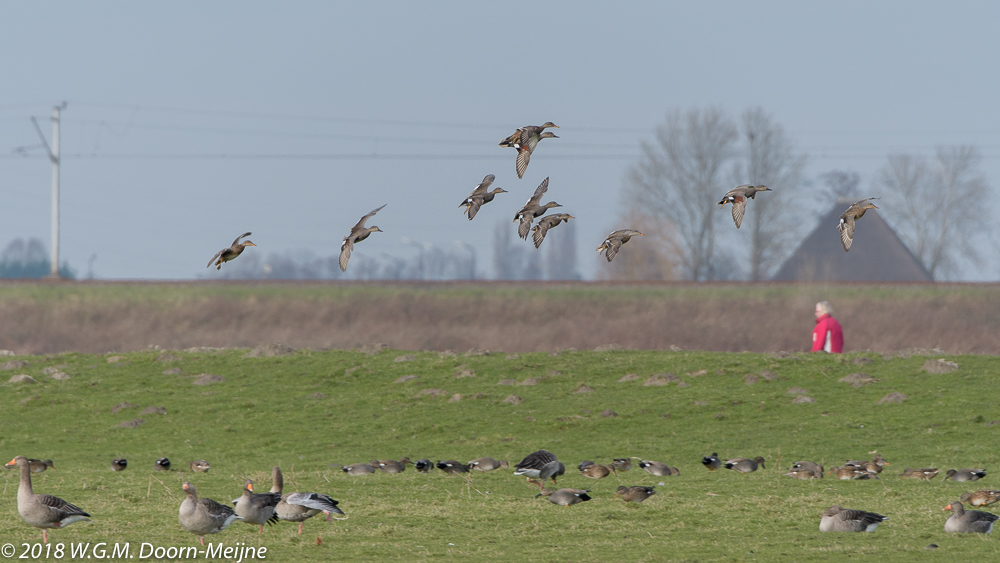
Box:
<box><xmin>944</xmin><ymin>500</ymin><xmax>999</xmax><ymax>533</ymax></box>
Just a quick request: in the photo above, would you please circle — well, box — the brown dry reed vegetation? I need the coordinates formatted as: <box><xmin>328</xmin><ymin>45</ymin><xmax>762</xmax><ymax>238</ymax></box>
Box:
<box><xmin>0</xmin><ymin>280</ymin><xmax>997</xmax><ymax>355</ymax></box>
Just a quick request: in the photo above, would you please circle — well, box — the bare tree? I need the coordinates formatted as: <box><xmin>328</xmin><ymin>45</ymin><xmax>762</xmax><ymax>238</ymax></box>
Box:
<box><xmin>543</xmin><ymin>219</ymin><xmax>580</xmax><ymax>280</ymax></box>
<box><xmin>877</xmin><ymin>146</ymin><xmax>990</xmax><ymax>279</ymax></box>
<box><xmin>731</xmin><ymin>107</ymin><xmax>806</xmax><ymax>280</ymax></box>
<box><xmin>492</xmin><ymin>221</ymin><xmax>540</xmax><ymax>280</ymax></box>
<box><xmin>625</xmin><ymin>107</ymin><xmax>737</xmax><ymax>280</ymax></box>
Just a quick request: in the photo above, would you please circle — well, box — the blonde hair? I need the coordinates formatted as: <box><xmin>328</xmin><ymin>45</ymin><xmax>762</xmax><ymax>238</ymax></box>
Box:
<box><xmin>816</xmin><ymin>301</ymin><xmax>832</xmax><ymax>315</ymax></box>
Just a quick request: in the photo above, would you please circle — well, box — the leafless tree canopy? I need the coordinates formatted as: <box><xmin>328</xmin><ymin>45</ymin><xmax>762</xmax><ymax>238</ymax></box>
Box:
<box><xmin>624</xmin><ymin>106</ymin><xmax>805</xmax><ymax>281</ymax></box>
<box><xmin>877</xmin><ymin>146</ymin><xmax>990</xmax><ymax>279</ymax></box>
<box><xmin>732</xmin><ymin>107</ymin><xmax>806</xmax><ymax>280</ymax></box>
<box><xmin>626</xmin><ymin>107</ymin><xmax>737</xmax><ymax>280</ymax></box>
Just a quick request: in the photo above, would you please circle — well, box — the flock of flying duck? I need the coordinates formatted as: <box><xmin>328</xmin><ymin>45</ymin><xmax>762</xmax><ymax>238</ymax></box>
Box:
<box><xmin>204</xmin><ymin>121</ymin><xmax>886</xmax><ymax>275</ymax></box>
<box><xmin>5</xmin><ymin>447</ymin><xmax>998</xmax><ymax>546</ymax></box>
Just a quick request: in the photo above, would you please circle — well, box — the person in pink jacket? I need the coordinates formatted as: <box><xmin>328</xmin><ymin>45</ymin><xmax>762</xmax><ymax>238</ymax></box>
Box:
<box><xmin>811</xmin><ymin>301</ymin><xmax>843</xmax><ymax>353</ymax></box>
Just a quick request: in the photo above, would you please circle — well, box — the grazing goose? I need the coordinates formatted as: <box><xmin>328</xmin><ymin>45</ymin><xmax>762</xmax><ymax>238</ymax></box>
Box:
<box><xmin>514</xmin><ymin>450</ymin><xmax>565</xmax><ymax>490</ymax></box>
<box><xmin>270</xmin><ymin>467</ymin><xmax>345</xmax><ymax>534</ymax></box>
<box><xmin>189</xmin><ymin>460</ymin><xmax>211</xmax><ymax>473</ymax></box>
<box><xmin>944</xmin><ymin>501</ymin><xmax>999</xmax><ymax>533</ymax></box>
<box><xmin>342</xmin><ymin>463</ymin><xmax>376</xmax><ymax>476</ymax></box>
<box><xmin>468</xmin><ymin>457</ymin><xmax>508</xmax><ymax>472</ymax></box>
<box><xmin>960</xmin><ymin>490</ymin><xmax>1000</xmax><ymax>507</ymax></box>
<box><xmin>615</xmin><ymin>486</ymin><xmax>656</xmax><ymax>503</ymax></box>
<box><xmin>702</xmin><ymin>453</ymin><xmax>722</xmax><ymax>471</ymax></box>
<box><xmin>459</xmin><ymin>174</ymin><xmax>507</xmax><ymax>220</ymax></box>
<box><xmin>829</xmin><ymin>466</ymin><xmax>878</xmax><ymax>480</ymax></box>
<box><xmin>234</xmin><ymin>479</ymin><xmax>280</xmax><ymax>534</ymax></box>
<box><xmin>414</xmin><ymin>459</ymin><xmax>434</xmax><ymax>473</ymax></box>
<box><xmin>339</xmin><ymin>204</ymin><xmax>386</xmax><ymax>272</ymax></box>
<box><xmin>580</xmin><ymin>464</ymin><xmax>616</xmax><ymax>479</ymax></box>
<box><xmin>596</xmin><ymin>230</ymin><xmax>643</xmax><ymax>262</ymax></box>
<box><xmin>499</xmin><ymin>122</ymin><xmax>559</xmax><ymax>179</ymax></box>
<box><xmin>436</xmin><ymin>460</ymin><xmax>471</xmax><ymax>475</ymax></box>
<box><xmin>611</xmin><ymin>458</ymin><xmax>632</xmax><ymax>473</ymax></box>
<box><xmin>837</xmin><ymin>198</ymin><xmax>879</xmax><ymax>251</ymax></box>
<box><xmin>513</xmin><ymin>177</ymin><xmax>561</xmax><ymax>240</ymax></box>
<box><xmin>945</xmin><ymin>469</ymin><xmax>987</xmax><ymax>482</ymax></box>
<box><xmin>27</xmin><ymin>458</ymin><xmax>55</xmax><ymax>473</ymax></box>
<box><xmin>537</xmin><ymin>488</ymin><xmax>591</xmax><ymax>507</ymax></box>
<box><xmin>155</xmin><ymin>458</ymin><xmax>171</xmax><ymax>471</ymax></box>
<box><xmin>530</xmin><ymin>213</ymin><xmax>574</xmax><ymax>249</ymax></box>
<box><xmin>724</xmin><ymin>457</ymin><xmax>766</xmax><ymax>473</ymax></box>
<box><xmin>111</xmin><ymin>458</ymin><xmax>127</xmax><ymax>472</ymax></box>
<box><xmin>5</xmin><ymin>456</ymin><xmax>90</xmax><ymax>544</ymax></box>
<box><xmin>819</xmin><ymin>505</ymin><xmax>888</xmax><ymax>532</ymax></box>
<box><xmin>207</xmin><ymin>232</ymin><xmax>256</xmax><ymax>270</ymax></box>
<box><xmin>371</xmin><ymin>457</ymin><xmax>410</xmax><ymax>474</ymax></box>
<box><xmin>901</xmin><ymin>468</ymin><xmax>939</xmax><ymax>480</ymax></box>
<box><xmin>179</xmin><ymin>482</ymin><xmax>241</xmax><ymax>547</ymax></box>
<box><xmin>718</xmin><ymin>185</ymin><xmax>771</xmax><ymax>229</ymax></box>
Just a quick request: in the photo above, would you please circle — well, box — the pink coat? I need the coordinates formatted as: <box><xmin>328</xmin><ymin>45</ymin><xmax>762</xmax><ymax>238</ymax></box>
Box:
<box><xmin>811</xmin><ymin>314</ymin><xmax>843</xmax><ymax>353</ymax></box>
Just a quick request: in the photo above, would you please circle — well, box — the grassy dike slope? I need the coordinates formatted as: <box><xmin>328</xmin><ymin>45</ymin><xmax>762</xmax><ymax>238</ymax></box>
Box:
<box><xmin>1</xmin><ymin>348</ymin><xmax>998</xmax><ymax>561</ymax></box>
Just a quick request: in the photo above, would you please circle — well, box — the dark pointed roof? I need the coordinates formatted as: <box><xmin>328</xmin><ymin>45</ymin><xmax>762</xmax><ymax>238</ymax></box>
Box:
<box><xmin>772</xmin><ymin>202</ymin><xmax>932</xmax><ymax>282</ymax></box>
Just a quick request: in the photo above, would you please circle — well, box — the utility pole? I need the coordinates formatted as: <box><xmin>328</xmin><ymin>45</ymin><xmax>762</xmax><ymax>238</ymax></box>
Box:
<box><xmin>32</xmin><ymin>102</ymin><xmax>66</xmax><ymax>278</ymax></box>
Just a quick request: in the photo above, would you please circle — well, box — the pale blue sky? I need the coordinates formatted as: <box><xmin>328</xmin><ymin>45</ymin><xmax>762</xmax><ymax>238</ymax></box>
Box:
<box><xmin>2</xmin><ymin>1</ymin><xmax>998</xmax><ymax>279</ymax></box>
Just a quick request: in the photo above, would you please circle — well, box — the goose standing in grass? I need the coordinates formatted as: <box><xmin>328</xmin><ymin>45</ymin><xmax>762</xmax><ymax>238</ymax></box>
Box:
<box><xmin>499</xmin><ymin>122</ymin><xmax>559</xmax><ymax>179</ymax></box>
<box><xmin>459</xmin><ymin>174</ymin><xmax>507</xmax><ymax>220</ymax></box>
<box><xmin>234</xmin><ymin>479</ymin><xmax>280</xmax><ymax>535</ymax></box>
<box><xmin>702</xmin><ymin>453</ymin><xmax>722</xmax><ymax>471</ymax></box>
<box><xmin>111</xmin><ymin>458</ymin><xmax>127</xmax><ymax>472</ymax></box>
<box><xmin>718</xmin><ymin>185</ymin><xmax>771</xmax><ymax>229</ymax></box>
<box><xmin>580</xmin><ymin>464</ymin><xmax>616</xmax><ymax>479</ymax></box>
<box><xmin>530</xmin><ymin>213</ymin><xmax>574</xmax><ymax>248</ymax></box>
<box><xmin>514</xmin><ymin>450</ymin><xmax>565</xmax><ymax>490</ymax></box>
<box><xmin>5</xmin><ymin>456</ymin><xmax>90</xmax><ymax>544</ymax></box>
<box><xmin>189</xmin><ymin>460</ymin><xmax>211</xmax><ymax>473</ymax></box>
<box><xmin>901</xmin><ymin>468</ymin><xmax>939</xmax><ymax>480</ymax></box>
<box><xmin>596</xmin><ymin>229</ymin><xmax>643</xmax><ymax>262</ymax></box>
<box><xmin>339</xmin><ymin>204</ymin><xmax>386</xmax><ymax>272</ymax></box>
<box><xmin>838</xmin><ymin>198</ymin><xmax>879</xmax><ymax>251</ymax></box>
<box><xmin>271</xmin><ymin>467</ymin><xmax>345</xmax><ymax>534</ymax></box>
<box><xmin>960</xmin><ymin>490</ymin><xmax>1000</xmax><ymax>507</ymax></box>
<box><xmin>819</xmin><ymin>505</ymin><xmax>888</xmax><ymax>532</ymax></box>
<box><xmin>372</xmin><ymin>458</ymin><xmax>410</xmax><ymax>474</ymax></box>
<box><xmin>724</xmin><ymin>457</ymin><xmax>766</xmax><ymax>473</ymax></box>
<box><xmin>944</xmin><ymin>500</ymin><xmax>999</xmax><ymax>533</ymax></box>
<box><xmin>537</xmin><ymin>488</ymin><xmax>591</xmax><ymax>506</ymax></box>
<box><xmin>615</xmin><ymin>486</ymin><xmax>656</xmax><ymax>503</ymax></box>
<box><xmin>945</xmin><ymin>468</ymin><xmax>987</xmax><ymax>482</ymax></box>
<box><xmin>155</xmin><ymin>458</ymin><xmax>171</xmax><ymax>471</ymax></box>
<box><xmin>179</xmin><ymin>481</ymin><xmax>241</xmax><ymax>547</ymax></box>
<box><xmin>513</xmin><ymin>178</ymin><xmax>561</xmax><ymax>239</ymax></box>
<box><xmin>207</xmin><ymin>232</ymin><xmax>256</xmax><ymax>270</ymax></box>
<box><xmin>468</xmin><ymin>457</ymin><xmax>508</xmax><ymax>472</ymax></box>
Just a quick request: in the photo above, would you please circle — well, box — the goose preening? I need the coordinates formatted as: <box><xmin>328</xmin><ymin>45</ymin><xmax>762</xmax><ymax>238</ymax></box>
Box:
<box><xmin>270</xmin><ymin>467</ymin><xmax>346</xmax><ymax>534</ymax></box>
<box><xmin>5</xmin><ymin>456</ymin><xmax>90</xmax><ymax>544</ymax></box>
<box><xmin>718</xmin><ymin>185</ymin><xmax>771</xmax><ymax>229</ymax></box>
<box><xmin>179</xmin><ymin>481</ymin><xmax>241</xmax><ymax>547</ymax></box>
<box><xmin>819</xmin><ymin>505</ymin><xmax>888</xmax><ymax>532</ymax></box>
<box><xmin>207</xmin><ymin>232</ymin><xmax>256</xmax><ymax>270</ymax></box>
<box><xmin>339</xmin><ymin>204</ymin><xmax>386</xmax><ymax>272</ymax></box>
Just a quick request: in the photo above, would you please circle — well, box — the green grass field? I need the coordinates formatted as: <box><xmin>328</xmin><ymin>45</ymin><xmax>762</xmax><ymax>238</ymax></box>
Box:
<box><xmin>2</xmin><ymin>347</ymin><xmax>999</xmax><ymax>561</ymax></box>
